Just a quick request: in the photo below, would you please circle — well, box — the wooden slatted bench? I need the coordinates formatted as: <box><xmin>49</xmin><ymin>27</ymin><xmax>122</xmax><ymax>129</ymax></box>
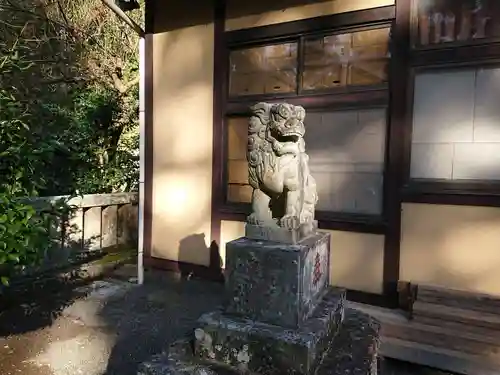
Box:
<box><xmin>350</xmin><ymin>283</ymin><xmax>500</xmax><ymax>375</ymax></box>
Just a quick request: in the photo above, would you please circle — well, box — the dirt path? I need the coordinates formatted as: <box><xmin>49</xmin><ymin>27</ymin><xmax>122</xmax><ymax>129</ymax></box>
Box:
<box><xmin>0</xmin><ymin>267</ymin><xmax>455</xmax><ymax>375</ymax></box>
<box><xmin>0</xmin><ymin>318</ymin><xmax>111</xmax><ymax>375</ymax></box>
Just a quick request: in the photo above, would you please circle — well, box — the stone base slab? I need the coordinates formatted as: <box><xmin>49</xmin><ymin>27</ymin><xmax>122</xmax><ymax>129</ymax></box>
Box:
<box><xmin>137</xmin><ymin>307</ymin><xmax>380</xmax><ymax>375</ymax></box>
<box><xmin>244</xmin><ymin>221</ymin><xmax>318</xmax><ymax>245</ymax></box>
<box><xmin>137</xmin><ymin>340</ymin><xmax>218</xmax><ymax>375</ymax></box>
<box><xmin>194</xmin><ymin>288</ymin><xmax>345</xmax><ymax>375</ymax></box>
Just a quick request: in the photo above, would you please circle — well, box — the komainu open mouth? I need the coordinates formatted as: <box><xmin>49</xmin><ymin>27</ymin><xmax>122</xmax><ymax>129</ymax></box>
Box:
<box><xmin>276</xmin><ymin>132</ymin><xmax>301</xmax><ymax>143</ymax></box>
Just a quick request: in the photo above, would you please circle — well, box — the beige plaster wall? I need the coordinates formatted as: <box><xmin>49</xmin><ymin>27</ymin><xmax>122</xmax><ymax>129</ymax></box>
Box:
<box><xmin>151</xmin><ymin>19</ymin><xmax>214</xmax><ymax>265</ymax></box>
<box><xmin>225</xmin><ymin>0</ymin><xmax>394</xmax><ymax>31</ymax></box>
<box><xmin>401</xmin><ymin>203</ymin><xmax>500</xmax><ymax>296</ymax></box>
<box><xmin>329</xmin><ymin>230</ymin><xmax>384</xmax><ymax>294</ymax></box>
<box><xmin>220</xmin><ymin>221</ymin><xmax>384</xmax><ymax>294</ymax></box>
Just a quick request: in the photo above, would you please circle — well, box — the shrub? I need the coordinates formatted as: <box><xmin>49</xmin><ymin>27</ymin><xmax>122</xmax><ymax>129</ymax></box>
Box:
<box><xmin>0</xmin><ymin>196</ymin><xmax>53</xmax><ymax>285</ymax></box>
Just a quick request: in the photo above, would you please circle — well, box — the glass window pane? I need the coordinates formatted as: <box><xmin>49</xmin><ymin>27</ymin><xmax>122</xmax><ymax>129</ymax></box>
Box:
<box><xmin>304</xmin><ymin>108</ymin><xmax>387</xmax><ymax>215</ymax></box>
<box><xmin>226</xmin><ymin>117</ymin><xmax>251</xmax><ymax>203</ymax></box>
<box><xmin>227</xmin><ymin>117</ymin><xmax>248</xmax><ymax>160</ymax></box>
<box><xmin>225</xmin><ymin>110</ymin><xmax>387</xmax><ymax>212</ymax></box>
<box><xmin>415</xmin><ymin>0</ymin><xmax>500</xmax><ymax>47</ymax></box>
<box><xmin>411</xmin><ymin>66</ymin><xmax>500</xmax><ymax>181</ymax></box>
<box><xmin>227</xmin><ymin>184</ymin><xmax>252</xmax><ymax>203</ymax></box>
<box><xmin>302</xmin><ymin>27</ymin><xmax>389</xmax><ymax>91</ymax></box>
<box><xmin>229</xmin><ymin>43</ymin><xmax>298</xmax><ymax>97</ymax></box>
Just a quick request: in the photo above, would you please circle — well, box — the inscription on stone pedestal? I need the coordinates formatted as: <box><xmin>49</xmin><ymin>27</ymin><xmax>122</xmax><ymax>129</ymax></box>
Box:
<box><xmin>302</xmin><ymin>235</ymin><xmax>330</xmax><ymax>314</ymax></box>
<box><xmin>313</xmin><ymin>253</ymin><xmax>322</xmax><ymax>286</ymax></box>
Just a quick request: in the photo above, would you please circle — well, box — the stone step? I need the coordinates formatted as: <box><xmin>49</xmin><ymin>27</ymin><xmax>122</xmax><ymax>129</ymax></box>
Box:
<box><xmin>412</xmin><ymin>301</ymin><xmax>500</xmax><ymax>335</ymax></box>
<box><xmin>382</xmin><ymin>320</ymin><xmax>500</xmax><ymax>359</ymax></box>
<box><xmin>416</xmin><ymin>284</ymin><xmax>500</xmax><ymax>315</ymax></box>
<box><xmin>346</xmin><ymin>300</ymin><xmax>500</xmax><ymax>375</ymax></box>
<box><xmin>381</xmin><ymin>337</ymin><xmax>500</xmax><ymax>375</ymax></box>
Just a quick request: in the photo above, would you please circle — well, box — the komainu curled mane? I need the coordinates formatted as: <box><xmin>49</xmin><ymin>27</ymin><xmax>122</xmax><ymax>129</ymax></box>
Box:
<box><xmin>246</xmin><ymin>102</ymin><xmax>318</xmax><ymax>234</ymax></box>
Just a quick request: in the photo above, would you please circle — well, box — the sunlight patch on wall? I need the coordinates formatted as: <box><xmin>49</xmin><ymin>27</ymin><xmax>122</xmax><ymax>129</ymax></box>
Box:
<box><xmin>151</xmin><ymin>23</ymin><xmax>214</xmax><ymax>265</ymax></box>
<box><xmin>225</xmin><ymin>0</ymin><xmax>395</xmax><ymax>31</ymax></box>
<box><xmin>401</xmin><ymin>203</ymin><xmax>500</xmax><ymax>296</ymax></box>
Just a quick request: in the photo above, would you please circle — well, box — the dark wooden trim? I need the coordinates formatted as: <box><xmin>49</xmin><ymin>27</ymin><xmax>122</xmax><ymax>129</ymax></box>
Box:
<box><xmin>218</xmin><ymin>202</ymin><xmax>249</xmax><ymax>216</ymax></box>
<box><xmin>382</xmin><ymin>0</ymin><xmax>411</xmax><ymax>308</ymax></box>
<box><xmin>346</xmin><ymin>290</ymin><xmax>387</xmax><ymax>307</ymax></box>
<box><xmin>402</xmin><ymin>186</ymin><xmax>500</xmax><ymax>207</ymax></box>
<box><xmin>143</xmin><ymin>0</ymin><xmax>154</xmax><ymax>258</ymax></box>
<box><xmin>144</xmin><ymin>0</ymin><xmax>154</xmax><ymax>34</ymax></box>
<box><xmin>411</xmin><ymin>58</ymin><xmax>500</xmax><ymax>74</ymax></box>
<box><xmin>317</xmin><ymin>218</ymin><xmax>386</xmax><ymax>235</ymax></box>
<box><xmin>226</xmin><ymin>5</ymin><xmax>395</xmax><ymax>46</ymax></box>
<box><xmin>315</xmin><ymin>210</ymin><xmax>386</xmax><ymax>235</ymax></box>
<box><xmin>226</xmin><ymin>88</ymin><xmax>388</xmax><ymax>115</ymax></box>
<box><xmin>296</xmin><ymin>36</ymin><xmax>305</xmax><ymax>96</ymax></box>
<box><xmin>397</xmin><ymin>280</ymin><xmax>417</xmax><ymax>317</ymax></box>
<box><xmin>210</xmin><ymin>0</ymin><xmax>226</xmax><ymax>252</ymax></box>
<box><xmin>144</xmin><ymin>256</ymin><xmax>386</xmax><ymax>306</ymax></box>
<box><xmin>404</xmin><ymin>180</ymin><xmax>500</xmax><ymax>196</ymax></box>
<box><xmin>217</xmin><ymin>204</ymin><xmax>387</xmax><ymax>235</ymax></box>
<box><xmin>411</xmin><ymin>43</ymin><xmax>500</xmax><ymax>67</ymax></box>
<box><xmin>402</xmin><ymin>193</ymin><xmax>500</xmax><ymax>207</ymax></box>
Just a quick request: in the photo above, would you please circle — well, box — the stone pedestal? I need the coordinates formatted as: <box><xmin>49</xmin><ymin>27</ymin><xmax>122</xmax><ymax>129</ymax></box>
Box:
<box><xmin>225</xmin><ymin>233</ymin><xmax>330</xmax><ymax>328</ymax></box>
<box><xmin>138</xmin><ymin>233</ymin><xmax>380</xmax><ymax>375</ymax></box>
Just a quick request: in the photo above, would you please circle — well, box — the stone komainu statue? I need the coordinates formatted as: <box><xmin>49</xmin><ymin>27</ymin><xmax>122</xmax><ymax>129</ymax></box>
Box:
<box><xmin>246</xmin><ymin>102</ymin><xmax>318</xmax><ymax>234</ymax></box>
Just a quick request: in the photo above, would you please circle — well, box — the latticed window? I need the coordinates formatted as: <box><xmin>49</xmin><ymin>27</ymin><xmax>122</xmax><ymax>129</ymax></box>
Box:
<box><xmin>224</xmin><ymin>25</ymin><xmax>390</xmax><ymax>217</ymax></box>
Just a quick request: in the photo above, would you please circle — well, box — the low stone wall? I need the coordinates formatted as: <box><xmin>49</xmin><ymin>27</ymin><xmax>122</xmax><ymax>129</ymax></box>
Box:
<box><xmin>22</xmin><ymin>192</ymin><xmax>139</xmax><ymax>274</ymax></box>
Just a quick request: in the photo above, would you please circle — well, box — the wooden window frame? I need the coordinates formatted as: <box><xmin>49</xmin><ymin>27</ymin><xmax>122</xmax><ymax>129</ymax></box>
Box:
<box><xmin>401</xmin><ymin>0</ymin><xmax>500</xmax><ymax>206</ymax></box>
<box><xmin>215</xmin><ymin>6</ymin><xmax>396</xmax><ymax>234</ymax></box>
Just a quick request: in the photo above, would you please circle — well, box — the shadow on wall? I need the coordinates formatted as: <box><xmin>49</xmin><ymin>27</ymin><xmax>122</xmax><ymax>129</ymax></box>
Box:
<box><xmin>152</xmin><ymin>0</ymin><xmax>341</xmax><ymax>33</ymax></box>
<box><xmin>178</xmin><ymin>233</ymin><xmax>224</xmax><ymax>282</ymax></box>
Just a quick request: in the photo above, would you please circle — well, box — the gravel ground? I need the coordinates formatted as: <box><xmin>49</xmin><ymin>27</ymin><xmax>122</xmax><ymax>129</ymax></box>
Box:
<box><xmin>0</xmin><ymin>266</ymin><xmax>454</xmax><ymax>375</ymax></box>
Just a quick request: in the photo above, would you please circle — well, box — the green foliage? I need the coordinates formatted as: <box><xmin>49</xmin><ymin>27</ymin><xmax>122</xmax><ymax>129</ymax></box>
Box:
<box><xmin>59</xmin><ymin>85</ymin><xmax>140</xmax><ymax>193</ymax></box>
<box><xmin>0</xmin><ymin>0</ymin><xmax>142</xmax><ymax>196</ymax></box>
<box><xmin>0</xmin><ymin>197</ymin><xmax>53</xmax><ymax>286</ymax></box>
<box><xmin>0</xmin><ymin>0</ymin><xmax>143</xmax><ymax>282</ymax></box>
<box><xmin>0</xmin><ymin>56</ymin><xmax>59</xmax><ymax>284</ymax></box>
